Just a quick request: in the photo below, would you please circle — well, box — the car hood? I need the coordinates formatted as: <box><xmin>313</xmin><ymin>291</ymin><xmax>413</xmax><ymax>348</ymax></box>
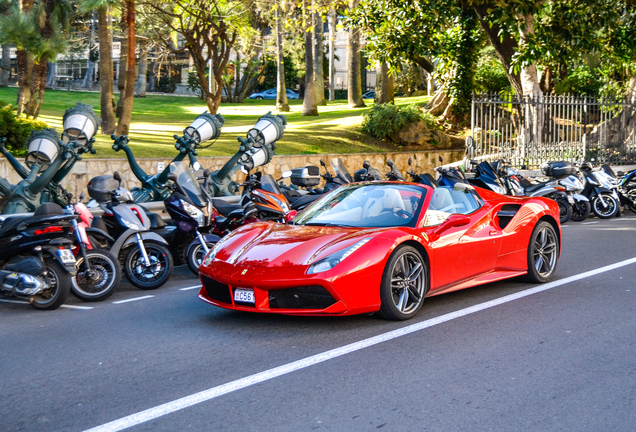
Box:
<box><xmin>217</xmin><ymin>223</ymin><xmax>383</xmax><ymax>268</ymax></box>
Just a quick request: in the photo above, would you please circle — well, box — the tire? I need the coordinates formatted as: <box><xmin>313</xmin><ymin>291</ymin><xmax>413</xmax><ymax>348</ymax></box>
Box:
<box><xmin>555</xmin><ymin>197</ymin><xmax>571</xmax><ymax>224</ymax></box>
<box><xmin>626</xmin><ymin>189</ymin><xmax>636</xmax><ymax>213</ymax></box>
<box><xmin>255</xmin><ymin>96</ymin><xmax>263</xmax><ymax>100</ymax></box>
<box><xmin>378</xmin><ymin>245</ymin><xmax>428</xmax><ymax>321</ymax></box>
<box><xmin>525</xmin><ymin>221</ymin><xmax>559</xmax><ymax>283</ymax></box>
<box><xmin>186</xmin><ymin>239</ymin><xmax>216</xmax><ymax>276</ymax></box>
<box><xmin>71</xmin><ymin>249</ymin><xmax>122</xmax><ymax>302</ymax></box>
<box><xmin>570</xmin><ymin>200</ymin><xmax>591</xmax><ymax>222</ymax></box>
<box><xmin>124</xmin><ymin>242</ymin><xmax>173</xmax><ymax>290</ymax></box>
<box><xmin>31</xmin><ymin>258</ymin><xmax>72</xmax><ymax>310</ymax></box>
<box><xmin>591</xmin><ymin>193</ymin><xmax>618</xmax><ymax>219</ymax></box>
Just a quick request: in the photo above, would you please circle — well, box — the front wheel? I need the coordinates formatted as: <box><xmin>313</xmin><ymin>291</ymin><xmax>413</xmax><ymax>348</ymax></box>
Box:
<box><xmin>186</xmin><ymin>239</ymin><xmax>217</xmax><ymax>276</ymax></box>
<box><xmin>378</xmin><ymin>246</ymin><xmax>428</xmax><ymax>321</ymax></box>
<box><xmin>555</xmin><ymin>197</ymin><xmax>571</xmax><ymax>224</ymax></box>
<box><xmin>525</xmin><ymin>221</ymin><xmax>559</xmax><ymax>283</ymax></box>
<box><xmin>592</xmin><ymin>193</ymin><xmax>618</xmax><ymax>219</ymax></box>
<box><xmin>124</xmin><ymin>242</ymin><xmax>173</xmax><ymax>290</ymax></box>
<box><xmin>72</xmin><ymin>249</ymin><xmax>122</xmax><ymax>302</ymax></box>
<box><xmin>31</xmin><ymin>258</ymin><xmax>72</xmax><ymax>310</ymax></box>
<box><xmin>570</xmin><ymin>200</ymin><xmax>591</xmax><ymax>222</ymax></box>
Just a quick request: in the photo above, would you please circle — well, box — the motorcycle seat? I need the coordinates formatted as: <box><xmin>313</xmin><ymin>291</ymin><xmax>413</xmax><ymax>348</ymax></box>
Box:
<box><xmin>291</xmin><ymin>194</ymin><xmax>321</xmax><ymax>210</ymax></box>
<box><xmin>524</xmin><ymin>182</ymin><xmax>549</xmax><ymax>193</ymax></box>
<box><xmin>212</xmin><ymin>200</ymin><xmax>244</xmax><ymax>216</ymax></box>
<box><xmin>147</xmin><ymin>212</ymin><xmax>166</xmax><ymax>229</ymax></box>
<box><xmin>0</xmin><ymin>212</ymin><xmax>72</xmax><ymax>236</ymax></box>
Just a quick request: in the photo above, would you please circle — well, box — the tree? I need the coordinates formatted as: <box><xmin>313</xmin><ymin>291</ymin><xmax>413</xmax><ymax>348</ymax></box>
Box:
<box><xmin>313</xmin><ymin>9</ymin><xmax>325</xmax><ymax>105</ymax></box>
<box><xmin>374</xmin><ymin>62</ymin><xmax>394</xmax><ymax>104</ymax></box>
<box><xmin>346</xmin><ymin>0</ymin><xmax>365</xmax><ymax>108</ymax></box>
<box><xmin>116</xmin><ymin>0</ymin><xmax>136</xmax><ymax>135</ymax></box>
<box><xmin>141</xmin><ymin>0</ymin><xmax>249</xmax><ymax>115</ymax></box>
<box><xmin>0</xmin><ymin>0</ymin><xmax>11</xmax><ymax>87</ymax></box>
<box><xmin>327</xmin><ymin>4</ymin><xmax>336</xmax><ymax>101</ymax></box>
<box><xmin>302</xmin><ymin>0</ymin><xmax>318</xmax><ymax>115</ymax></box>
<box><xmin>274</xmin><ymin>1</ymin><xmax>289</xmax><ymax>111</ymax></box>
<box><xmin>80</xmin><ymin>0</ymin><xmax>117</xmax><ymax>134</ymax></box>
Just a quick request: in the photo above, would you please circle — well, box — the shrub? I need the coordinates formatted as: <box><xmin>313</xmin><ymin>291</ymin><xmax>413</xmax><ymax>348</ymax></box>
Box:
<box><xmin>474</xmin><ymin>59</ymin><xmax>510</xmax><ymax>94</ymax></box>
<box><xmin>555</xmin><ymin>66</ymin><xmax>602</xmax><ymax>95</ymax></box>
<box><xmin>156</xmin><ymin>76</ymin><xmax>177</xmax><ymax>94</ymax></box>
<box><xmin>0</xmin><ymin>103</ymin><xmax>49</xmax><ymax>156</ymax></box>
<box><xmin>361</xmin><ymin>104</ymin><xmax>423</xmax><ymax>140</ymax></box>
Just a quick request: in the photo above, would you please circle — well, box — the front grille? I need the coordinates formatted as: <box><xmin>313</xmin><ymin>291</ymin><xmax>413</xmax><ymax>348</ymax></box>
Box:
<box><xmin>269</xmin><ymin>286</ymin><xmax>337</xmax><ymax>310</ymax></box>
<box><xmin>201</xmin><ymin>275</ymin><xmax>232</xmax><ymax>304</ymax></box>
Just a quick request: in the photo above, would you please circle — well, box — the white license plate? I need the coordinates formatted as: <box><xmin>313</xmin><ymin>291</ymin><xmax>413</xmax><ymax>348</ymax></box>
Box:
<box><xmin>234</xmin><ymin>288</ymin><xmax>255</xmax><ymax>304</ymax></box>
<box><xmin>57</xmin><ymin>249</ymin><xmax>76</xmax><ymax>264</ymax></box>
<box><xmin>567</xmin><ymin>196</ymin><xmax>575</xmax><ymax>204</ymax></box>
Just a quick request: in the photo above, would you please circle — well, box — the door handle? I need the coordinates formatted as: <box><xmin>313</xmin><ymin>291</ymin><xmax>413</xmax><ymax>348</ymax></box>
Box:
<box><xmin>489</xmin><ymin>230</ymin><xmax>498</xmax><ymax>236</ymax></box>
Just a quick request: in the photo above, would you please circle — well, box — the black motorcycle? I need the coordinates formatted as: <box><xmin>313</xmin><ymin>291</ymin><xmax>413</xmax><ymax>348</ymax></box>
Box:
<box><xmin>0</xmin><ymin>203</ymin><xmax>77</xmax><ymax>310</ymax></box>
<box><xmin>406</xmin><ymin>157</ymin><xmax>438</xmax><ymax>188</ymax></box>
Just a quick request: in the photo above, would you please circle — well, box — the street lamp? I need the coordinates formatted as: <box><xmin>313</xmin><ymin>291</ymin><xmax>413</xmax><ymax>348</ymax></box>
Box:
<box><xmin>25</xmin><ymin>129</ymin><xmax>60</xmax><ymax>171</ymax></box>
<box><xmin>62</xmin><ymin>102</ymin><xmax>99</xmax><ymax>145</ymax></box>
<box><xmin>246</xmin><ymin>112</ymin><xmax>287</xmax><ymax>148</ymax></box>
<box><xmin>183</xmin><ymin>112</ymin><xmax>225</xmax><ymax>145</ymax></box>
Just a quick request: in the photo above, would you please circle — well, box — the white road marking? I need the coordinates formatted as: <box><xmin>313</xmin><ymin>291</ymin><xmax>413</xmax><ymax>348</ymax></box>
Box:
<box><xmin>0</xmin><ymin>299</ymin><xmax>29</xmax><ymax>305</ymax></box>
<box><xmin>582</xmin><ymin>221</ymin><xmax>599</xmax><ymax>225</ymax></box>
<box><xmin>61</xmin><ymin>304</ymin><xmax>94</xmax><ymax>310</ymax></box>
<box><xmin>112</xmin><ymin>295</ymin><xmax>154</xmax><ymax>305</ymax></box>
<box><xmin>83</xmin><ymin>256</ymin><xmax>636</xmax><ymax>432</ymax></box>
<box><xmin>179</xmin><ymin>285</ymin><xmax>202</xmax><ymax>291</ymax></box>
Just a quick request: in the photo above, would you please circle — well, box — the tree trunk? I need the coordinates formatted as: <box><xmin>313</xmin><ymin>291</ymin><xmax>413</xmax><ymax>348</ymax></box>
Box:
<box><xmin>374</xmin><ymin>62</ymin><xmax>394</xmax><ymax>104</ymax></box>
<box><xmin>46</xmin><ymin>61</ymin><xmax>57</xmax><ymax>87</ymax></box>
<box><xmin>313</xmin><ymin>11</ymin><xmax>325</xmax><ymax>105</ymax></box>
<box><xmin>302</xmin><ymin>0</ymin><xmax>318</xmax><ymax>116</ymax></box>
<box><xmin>328</xmin><ymin>6</ymin><xmax>336</xmax><ymax>101</ymax></box>
<box><xmin>116</xmin><ymin>0</ymin><xmax>136</xmax><ymax>136</ymax></box>
<box><xmin>0</xmin><ymin>44</ymin><xmax>10</xmax><ymax>87</ymax></box>
<box><xmin>347</xmin><ymin>0</ymin><xmax>365</xmax><ymax>109</ymax></box>
<box><xmin>116</xmin><ymin>14</ymin><xmax>128</xmax><ymax>118</ymax></box>
<box><xmin>16</xmin><ymin>0</ymin><xmax>34</xmax><ymax>115</ymax></box>
<box><xmin>98</xmin><ymin>5</ymin><xmax>116</xmax><ymax>134</ymax></box>
<box><xmin>136</xmin><ymin>41</ymin><xmax>147</xmax><ymax>97</ymax></box>
<box><xmin>82</xmin><ymin>13</ymin><xmax>96</xmax><ymax>89</ymax></box>
<box><xmin>518</xmin><ymin>13</ymin><xmax>544</xmax><ymax>146</ymax></box>
<box><xmin>28</xmin><ymin>59</ymin><xmax>48</xmax><ymax>118</ymax></box>
<box><xmin>275</xmin><ymin>3</ymin><xmax>289</xmax><ymax>112</ymax></box>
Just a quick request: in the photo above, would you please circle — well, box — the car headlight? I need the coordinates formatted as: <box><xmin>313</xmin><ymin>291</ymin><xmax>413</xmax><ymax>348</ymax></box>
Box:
<box><xmin>121</xmin><ymin>218</ymin><xmax>139</xmax><ymax>231</ymax></box>
<box><xmin>202</xmin><ymin>238</ymin><xmax>227</xmax><ymax>266</ymax></box>
<box><xmin>307</xmin><ymin>238</ymin><xmax>370</xmax><ymax>274</ymax></box>
<box><xmin>182</xmin><ymin>200</ymin><xmax>204</xmax><ymax>226</ymax></box>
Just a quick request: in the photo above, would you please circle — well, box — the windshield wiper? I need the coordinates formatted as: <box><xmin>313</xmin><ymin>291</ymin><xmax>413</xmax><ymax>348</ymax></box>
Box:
<box><xmin>303</xmin><ymin>222</ymin><xmax>349</xmax><ymax>227</ymax></box>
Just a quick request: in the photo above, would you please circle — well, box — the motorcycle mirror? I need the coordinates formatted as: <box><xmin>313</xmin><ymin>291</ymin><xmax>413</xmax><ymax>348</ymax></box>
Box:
<box><xmin>438</xmin><ymin>156</ymin><xmax>443</xmax><ymax>164</ymax></box>
<box><xmin>408</xmin><ymin>156</ymin><xmax>412</xmax><ymax>166</ymax></box>
<box><xmin>203</xmin><ymin>169</ymin><xmax>211</xmax><ymax>178</ymax></box>
<box><xmin>363</xmin><ymin>160</ymin><xmax>370</xmax><ymax>169</ymax></box>
<box><xmin>320</xmin><ymin>159</ymin><xmax>326</xmax><ymax>167</ymax></box>
<box><xmin>387</xmin><ymin>158</ymin><xmax>395</xmax><ymax>168</ymax></box>
<box><xmin>113</xmin><ymin>171</ymin><xmax>122</xmax><ymax>184</ymax></box>
<box><xmin>281</xmin><ymin>170</ymin><xmax>292</xmax><ymax>178</ymax></box>
<box><xmin>79</xmin><ymin>191</ymin><xmax>85</xmax><ymax>202</ymax></box>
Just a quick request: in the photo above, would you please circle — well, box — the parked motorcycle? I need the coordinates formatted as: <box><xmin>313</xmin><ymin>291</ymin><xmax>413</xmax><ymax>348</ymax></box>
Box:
<box><xmin>59</xmin><ymin>188</ymin><xmax>122</xmax><ymax>302</ymax></box>
<box><xmin>557</xmin><ymin>175</ymin><xmax>591</xmax><ymax>222</ymax></box>
<box><xmin>406</xmin><ymin>157</ymin><xmax>438</xmax><ymax>188</ymax></box>
<box><xmin>0</xmin><ymin>203</ymin><xmax>77</xmax><ymax>310</ymax></box>
<box><xmin>238</xmin><ymin>172</ymin><xmax>297</xmax><ymax>222</ymax></box>
<box><xmin>87</xmin><ymin>172</ymin><xmax>174</xmax><ymax>289</ymax></box>
<box><xmin>578</xmin><ymin>162</ymin><xmax>621</xmax><ymax>219</ymax></box>
<box><xmin>354</xmin><ymin>160</ymin><xmax>383</xmax><ymax>182</ymax></box>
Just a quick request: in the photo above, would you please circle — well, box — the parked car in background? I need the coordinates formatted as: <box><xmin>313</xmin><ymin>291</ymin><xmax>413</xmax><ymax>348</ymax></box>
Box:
<box><xmin>362</xmin><ymin>91</ymin><xmax>375</xmax><ymax>99</ymax></box>
<box><xmin>248</xmin><ymin>88</ymin><xmax>300</xmax><ymax>100</ymax></box>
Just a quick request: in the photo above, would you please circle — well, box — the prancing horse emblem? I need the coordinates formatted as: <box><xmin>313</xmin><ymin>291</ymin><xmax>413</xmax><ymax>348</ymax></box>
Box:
<box><xmin>241</xmin><ymin>269</ymin><xmax>248</xmax><ymax>275</ymax></box>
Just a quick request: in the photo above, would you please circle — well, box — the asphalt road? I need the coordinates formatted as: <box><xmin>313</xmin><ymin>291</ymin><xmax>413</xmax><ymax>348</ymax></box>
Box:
<box><xmin>2</xmin><ymin>215</ymin><xmax>636</xmax><ymax>432</ymax></box>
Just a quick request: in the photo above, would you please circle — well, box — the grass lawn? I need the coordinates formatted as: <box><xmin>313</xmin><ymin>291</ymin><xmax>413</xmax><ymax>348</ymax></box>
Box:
<box><xmin>0</xmin><ymin>87</ymin><xmax>432</xmax><ymax>159</ymax></box>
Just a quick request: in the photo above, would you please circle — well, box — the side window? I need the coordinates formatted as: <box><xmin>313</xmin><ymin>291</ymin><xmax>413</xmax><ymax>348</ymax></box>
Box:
<box><xmin>422</xmin><ymin>185</ymin><xmax>482</xmax><ymax>227</ymax></box>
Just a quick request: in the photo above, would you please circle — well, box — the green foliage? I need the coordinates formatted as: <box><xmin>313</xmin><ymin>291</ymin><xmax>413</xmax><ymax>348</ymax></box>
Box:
<box><xmin>256</xmin><ymin>57</ymin><xmax>301</xmax><ymax>92</ymax></box>
<box><xmin>187</xmin><ymin>71</ymin><xmax>206</xmax><ymax>99</ymax></box>
<box><xmin>555</xmin><ymin>66</ymin><xmax>602</xmax><ymax>95</ymax></box>
<box><xmin>361</xmin><ymin>104</ymin><xmax>423</xmax><ymax>140</ymax></box>
<box><xmin>393</xmin><ymin>63</ymin><xmax>426</xmax><ymax>95</ymax></box>
<box><xmin>156</xmin><ymin>77</ymin><xmax>177</xmax><ymax>94</ymax></box>
<box><xmin>0</xmin><ymin>102</ymin><xmax>49</xmax><ymax>156</ymax></box>
<box><xmin>474</xmin><ymin>48</ymin><xmax>511</xmax><ymax>94</ymax></box>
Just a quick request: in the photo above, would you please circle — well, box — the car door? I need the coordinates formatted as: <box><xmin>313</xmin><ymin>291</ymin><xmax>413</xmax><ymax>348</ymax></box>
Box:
<box><xmin>264</xmin><ymin>89</ymin><xmax>276</xmax><ymax>100</ymax></box>
<box><xmin>424</xmin><ymin>192</ymin><xmax>503</xmax><ymax>290</ymax></box>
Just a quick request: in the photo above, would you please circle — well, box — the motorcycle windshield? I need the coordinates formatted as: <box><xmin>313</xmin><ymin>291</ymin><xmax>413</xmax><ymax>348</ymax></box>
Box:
<box><xmin>331</xmin><ymin>158</ymin><xmax>354</xmax><ymax>183</ymax></box>
<box><xmin>260</xmin><ymin>174</ymin><xmax>283</xmax><ymax>195</ymax></box>
<box><xmin>170</xmin><ymin>162</ymin><xmax>206</xmax><ymax>207</ymax></box>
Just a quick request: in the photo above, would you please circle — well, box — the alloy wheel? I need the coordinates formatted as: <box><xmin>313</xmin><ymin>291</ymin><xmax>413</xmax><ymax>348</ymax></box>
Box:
<box><xmin>533</xmin><ymin>226</ymin><xmax>558</xmax><ymax>277</ymax></box>
<box><xmin>390</xmin><ymin>252</ymin><xmax>425</xmax><ymax>314</ymax></box>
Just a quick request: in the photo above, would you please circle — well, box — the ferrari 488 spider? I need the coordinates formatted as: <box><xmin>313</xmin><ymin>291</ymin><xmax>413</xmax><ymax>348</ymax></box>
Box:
<box><xmin>198</xmin><ymin>181</ymin><xmax>561</xmax><ymax>320</ymax></box>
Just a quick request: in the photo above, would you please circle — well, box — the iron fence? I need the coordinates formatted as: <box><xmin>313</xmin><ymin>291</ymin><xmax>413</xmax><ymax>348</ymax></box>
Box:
<box><xmin>471</xmin><ymin>94</ymin><xmax>636</xmax><ymax>168</ymax></box>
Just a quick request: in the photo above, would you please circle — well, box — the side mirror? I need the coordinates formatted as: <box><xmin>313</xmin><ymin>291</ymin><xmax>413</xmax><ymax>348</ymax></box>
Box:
<box><xmin>408</xmin><ymin>156</ymin><xmax>412</xmax><ymax>166</ymax></box>
<box><xmin>363</xmin><ymin>160</ymin><xmax>370</xmax><ymax>169</ymax></box>
<box><xmin>320</xmin><ymin>159</ymin><xmax>326</xmax><ymax>167</ymax></box>
<box><xmin>113</xmin><ymin>171</ymin><xmax>122</xmax><ymax>184</ymax></box>
<box><xmin>282</xmin><ymin>170</ymin><xmax>292</xmax><ymax>178</ymax></box>
<box><xmin>203</xmin><ymin>169</ymin><xmax>211</xmax><ymax>178</ymax></box>
<box><xmin>438</xmin><ymin>156</ymin><xmax>443</xmax><ymax>164</ymax></box>
<box><xmin>79</xmin><ymin>191</ymin><xmax>85</xmax><ymax>202</ymax></box>
<box><xmin>387</xmin><ymin>158</ymin><xmax>395</xmax><ymax>168</ymax></box>
<box><xmin>434</xmin><ymin>214</ymin><xmax>471</xmax><ymax>234</ymax></box>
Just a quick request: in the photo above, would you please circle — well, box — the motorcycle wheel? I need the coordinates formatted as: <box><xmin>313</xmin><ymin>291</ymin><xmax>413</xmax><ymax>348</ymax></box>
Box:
<box><xmin>592</xmin><ymin>193</ymin><xmax>619</xmax><ymax>219</ymax></box>
<box><xmin>626</xmin><ymin>189</ymin><xmax>636</xmax><ymax>213</ymax></box>
<box><xmin>124</xmin><ymin>242</ymin><xmax>173</xmax><ymax>290</ymax></box>
<box><xmin>72</xmin><ymin>249</ymin><xmax>122</xmax><ymax>302</ymax></box>
<box><xmin>555</xmin><ymin>197</ymin><xmax>571</xmax><ymax>224</ymax></box>
<box><xmin>570</xmin><ymin>200</ymin><xmax>591</xmax><ymax>222</ymax></box>
<box><xmin>186</xmin><ymin>239</ymin><xmax>217</xmax><ymax>276</ymax></box>
<box><xmin>31</xmin><ymin>258</ymin><xmax>71</xmax><ymax>310</ymax></box>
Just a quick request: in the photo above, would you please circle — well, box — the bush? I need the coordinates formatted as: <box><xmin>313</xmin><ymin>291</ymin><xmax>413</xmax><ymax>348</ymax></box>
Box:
<box><xmin>156</xmin><ymin>76</ymin><xmax>177</xmax><ymax>94</ymax></box>
<box><xmin>474</xmin><ymin>59</ymin><xmax>510</xmax><ymax>94</ymax></box>
<box><xmin>361</xmin><ymin>104</ymin><xmax>423</xmax><ymax>140</ymax></box>
<box><xmin>555</xmin><ymin>66</ymin><xmax>602</xmax><ymax>95</ymax></box>
<box><xmin>0</xmin><ymin>103</ymin><xmax>49</xmax><ymax>156</ymax></box>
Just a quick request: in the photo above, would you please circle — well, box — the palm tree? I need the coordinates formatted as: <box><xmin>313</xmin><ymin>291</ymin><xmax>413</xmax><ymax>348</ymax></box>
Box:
<box><xmin>275</xmin><ymin>1</ymin><xmax>289</xmax><ymax>112</ymax></box>
<box><xmin>302</xmin><ymin>0</ymin><xmax>318</xmax><ymax>116</ymax></box>
<box><xmin>346</xmin><ymin>0</ymin><xmax>364</xmax><ymax>108</ymax></box>
<box><xmin>116</xmin><ymin>0</ymin><xmax>136</xmax><ymax>135</ymax></box>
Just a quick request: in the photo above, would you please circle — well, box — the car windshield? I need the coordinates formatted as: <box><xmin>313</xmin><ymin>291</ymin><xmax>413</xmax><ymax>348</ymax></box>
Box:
<box><xmin>294</xmin><ymin>183</ymin><xmax>426</xmax><ymax>228</ymax></box>
<box><xmin>169</xmin><ymin>161</ymin><xmax>206</xmax><ymax>207</ymax></box>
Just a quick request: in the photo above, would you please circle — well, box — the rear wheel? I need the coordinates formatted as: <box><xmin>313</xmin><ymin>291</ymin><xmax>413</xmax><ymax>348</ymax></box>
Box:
<box><xmin>124</xmin><ymin>242</ymin><xmax>173</xmax><ymax>290</ymax></box>
<box><xmin>555</xmin><ymin>197</ymin><xmax>571</xmax><ymax>224</ymax></box>
<box><xmin>570</xmin><ymin>200</ymin><xmax>591</xmax><ymax>222</ymax></box>
<box><xmin>379</xmin><ymin>246</ymin><xmax>427</xmax><ymax>321</ymax></box>
<box><xmin>186</xmin><ymin>239</ymin><xmax>216</xmax><ymax>276</ymax></box>
<box><xmin>525</xmin><ymin>221</ymin><xmax>559</xmax><ymax>283</ymax></box>
<box><xmin>591</xmin><ymin>193</ymin><xmax>618</xmax><ymax>219</ymax></box>
<box><xmin>31</xmin><ymin>258</ymin><xmax>71</xmax><ymax>310</ymax></box>
<box><xmin>72</xmin><ymin>249</ymin><xmax>121</xmax><ymax>302</ymax></box>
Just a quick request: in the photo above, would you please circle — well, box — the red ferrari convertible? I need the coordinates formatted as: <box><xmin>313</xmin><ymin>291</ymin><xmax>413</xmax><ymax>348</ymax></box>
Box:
<box><xmin>198</xmin><ymin>182</ymin><xmax>561</xmax><ymax>320</ymax></box>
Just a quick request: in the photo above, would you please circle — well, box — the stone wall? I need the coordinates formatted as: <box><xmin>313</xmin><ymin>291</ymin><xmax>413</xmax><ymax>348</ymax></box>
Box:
<box><xmin>0</xmin><ymin>149</ymin><xmax>464</xmax><ymax>199</ymax></box>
